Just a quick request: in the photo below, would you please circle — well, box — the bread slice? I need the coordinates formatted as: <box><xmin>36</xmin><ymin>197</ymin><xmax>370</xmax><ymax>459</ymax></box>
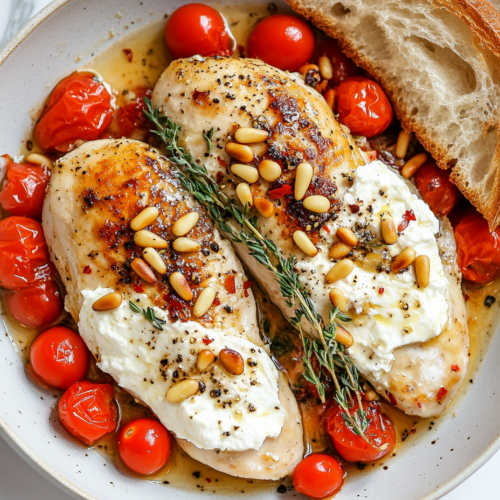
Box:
<box><xmin>286</xmin><ymin>0</ymin><xmax>500</xmax><ymax>229</ymax></box>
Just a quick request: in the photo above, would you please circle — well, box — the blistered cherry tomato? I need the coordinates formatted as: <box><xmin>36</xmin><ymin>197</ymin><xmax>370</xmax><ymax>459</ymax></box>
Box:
<box><xmin>59</xmin><ymin>381</ymin><xmax>117</xmax><ymax>445</ymax></box>
<box><xmin>113</xmin><ymin>87</ymin><xmax>153</xmax><ymax>138</ymax></box>
<box><xmin>336</xmin><ymin>76</ymin><xmax>393</xmax><ymax>137</ymax></box>
<box><xmin>414</xmin><ymin>160</ymin><xmax>461</xmax><ymax>217</ymax></box>
<box><xmin>30</xmin><ymin>326</ymin><xmax>88</xmax><ymax>389</ymax></box>
<box><xmin>316</xmin><ymin>38</ymin><xmax>363</xmax><ymax>86</ymax></box>
<box><xmin>35</xmin><ymin>72</ymin><xmax>114</xmax><ymax>152</ymax></box>
<box><xmin>293</xmin><ymin>454</ymin><xmax>344</xmax><ymax>499</ymax></box>
<box><xmin>6</xmin><ymin>281</ymin><xmax>62</xmax><ymax>328</ymax></box>
<box><xmin>326</xmin><ymin>401</ymin><xmax>395</xmax><ymax>462</ymax></box>
<box><xmin>0</xmin><ymin>216</ymin><xmax>52</xmax><ymax>289</ymax></box>
<box><xmin>118</xmin><ymin>418</ymin><xmax>171</xmax><ymax>475</ymax></box>
<box><xmin>165</xmin><ymin>3</ymin><xmax>233</xmax><ymax>59</ymax></box>
<box><xmin>247</xmin><ymin>14</ymin><xmax>315</xmax><ymax>72</ymax></box>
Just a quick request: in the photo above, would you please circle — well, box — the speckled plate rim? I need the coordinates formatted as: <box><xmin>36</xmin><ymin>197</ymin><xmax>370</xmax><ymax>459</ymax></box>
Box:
<box><xmin>0</xmin><ymin>1</ymin><xmax>499</xmax><ymax>499</ymax></box>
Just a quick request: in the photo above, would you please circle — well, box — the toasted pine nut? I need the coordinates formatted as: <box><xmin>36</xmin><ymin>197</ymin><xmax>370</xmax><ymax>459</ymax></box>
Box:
<box><xmin>325</xmin><ymin>88</ymin><xmax>336</xmax><ymax>109</ymax></box>
<box><xmin>193</xmin><ymin>287</ymin><xmax>216</xmax><ymax>317</ymax></box>
<box><xmin>236</xmin><ymin>183</ymin><xmax>253</xmax><ymax>207</ymax></box>
<box><xmin>336</xmin><ymin>227</ymin><xmax>358</xmax><ymax>247</ymax></box>
<box><xmin>318</xmin><ymin>56</ymin><xmax>333</xmax><ymax>80</ymax></box>
<box><xmin>225</xmin><ymin>142</ymin><xmax>254</xmax><ymax>163</ymax></box>
<box><xmin>172</xmin><ymin>237</ymin><xmax>201</xmax><ymax>253</ymax></box>
<box><xmin>401</xmin><ymin>153</ymin><xmax>427</xmax><ymax>179</ymax></box>
<box><xmin>166</xmin><ymin>379</ymin><xmax>200</xmax><ymax>403</ymax></box>
<box><xmin>197</xmin><ymin>349</ymin><xmax>215</xmax><ymax>372</ymax></box>
<box><xmin>172</xmin><ymin>212</ymin><xmax>199</xmax><ymax>236</ymax></box>
<box><xmin>170</xmin><ymin>272</ymin><xmax>193</xmax><ymax>300</ymax></box>
<box><xmin>363</xmin><ymin>390</ymin><xmax>380</xmax><ymax>402</ymax></box>
<box><xmin>414</xmin><ymin>255</ymin><xmax>430</xmax><ymax>288</ymax></box>
<box><xmin>335</xmin><ymin>325</ymin><xmax>354</xmax><ymax>348</ymax></box>
<box><xmin>234</xmin><ymin>127</ymin><xmax>269</xmax><ymax>144</ymax></box>
<box><xmin>325</xmin><ymin>259</ymin><xmax>354</xmax><ymax>284</ymax></box>
<box><xmin>391</xmin><ymin>248</ymin><xmax>416</xmax><ymax>273</ymax></box>
<box><xmin>130</xmin><ymin>207</ymin><xmax>159</xmax><ymax>231</ymax></box>
<box><xmin>254</xmin><ymin>197</ymin><xmax>275</xmax><ymax>218</ymax></box>
<box><xmin>219</xmin><ymin>348</ymin><xmax>244</xmax><ymax>376</ymax></box>
<box><xmin>293</xmin><ymin>230</ymin><xmax>318</xmax><ymax>257</ymax></box>
<box><xmin>131</xmin><ymin>258</ymin><xmax>158</xmax><ymax>284</ymax></box>
<box><xmin>134</xmin><ymin>229</ymin><xmax>169</xmax><ymax>249</ymax></box>
<box><xmin>303</xmin><ymin>195</ymin><xmax>330</xmax><ymax>213</ymax></box>
<box><xmin>92</xmin><ymin>292</ymin><xmax>123</xmax><ymax>312</ymax></box>
<box><xmin>329</xmin><ymin>242</ymin><xmax>352</xmax><ymax>260</ymax></box>
<box><xmin>299</xmin><ymin>63</ymin><xmax>319</xmax><ymax>76</ymax></box>
<box><xmin>258</xmin><ymin>160</ymin><xmax>282</xmax><ymax>182</ymax></box>
<box><xmin>25</xmin><ymin>153</ymin><xmax>53</xmax><ymax>170</ymax></box>
<box><xmin>329</xmin><ymin>288</ymin><xmax>347</xmax><ymax>312</ymax></box>
<box><xmin>143</xmin><ymin>247</ymin><xmax>167</xmax><ymax>274</ymax></box>
<box><xmin>396</xmin><ymin>130</ymin><xmax>412</xmax><ymax>159</ymax></box>
<box><xmin>231</xmin><ymin>164</ymin><xmax>259</xmax><ymax>183</ymax></box>
<box><xmin>381</xmin><ymin>216</ymin><xmax>398</xmax><ymax>244</ymax></box>
<box><xmin>295</xmin><ymin>162</ymin><xmax>313</xmax><ymax>200</ymax></box>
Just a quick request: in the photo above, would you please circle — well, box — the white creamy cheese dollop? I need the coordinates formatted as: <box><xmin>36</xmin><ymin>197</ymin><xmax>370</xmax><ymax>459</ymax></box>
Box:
<box><xmin>79</xmin><ymin>288</ymin><xmax>285</xmax><ymax>452</ymax></box>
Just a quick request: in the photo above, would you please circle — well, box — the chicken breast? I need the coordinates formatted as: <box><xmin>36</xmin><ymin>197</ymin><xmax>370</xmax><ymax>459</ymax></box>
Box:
<box><xmin>152</xmin><ymin>57</ymin><xmax>469</xmax><ymax>417</ymax></box>
<box><xmin>42</xmin><ymin>138</ymin><xmax>303</xmax><ymax>479</ymax></box>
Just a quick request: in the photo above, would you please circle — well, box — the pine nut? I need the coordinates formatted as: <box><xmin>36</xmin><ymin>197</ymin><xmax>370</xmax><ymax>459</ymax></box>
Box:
<box><xmin>396</xmin><ymin>130</ymin><xmax>412</xmax><ymax>159</ymax></box>
<box><xmin>258</xmin><ymin>160</ymin><xmax>281</xmax><ymax>182</ymax></box>
<box><xmin>303</xmin><ymin>195</ymin><xmax>330</xmax><ymax>213</ymax></box>
<box><xmin>197</xmin><ymin>349</ymin><xmax>215</xmax><ymax>372</ymax></box>
<box><xmin>325</xmin><ymin>259</ymin><xmax>354</xmax><ymax>284</ymax></box>
<box><xmin>131</xmin><ymin>258</ymin><xmax>158</xmax><ymax>284</ymax></box>
<box><xmin>325</xmin><ymin>88</ymin><xmax>336</xmax><ymax>109</ymax></box>
<box><xmin>234</xmin><ymin>127</ymin><xmax>269</xmax><ymax>144</ymax></box>
<box><xmin>134</xmin><ymin>229</ymin><xmax>169</xmax><ymax>249</ymax></box>
<box><xmin>231</xmin><ymin>164</ymin><xmax>259</xmax><ymax>183</ymax></box>
<box><xmin>414</xmin><ymin>255</ymin><xmax>430</xmax><ymax>288</ymax></box>
<box><xmin>92</xmin><ymin>292</ymin><xmax>123</xmax><ymax>311</ymax></box>
<box><xmin>401</xmin><ymin>153</ymin><xmax>427</xmax><ymax>179</ymax></box>
<box><xmin>166</xmin><ymin>379</ymin><xmax>200</xmax><ymax>403</ymax></box>
<box><xmin>329</xmin><ymin>242</ymin><xmax>352</xmax><ymax>260</ymax></box>
<box><xmin>172</xmin><ymin>212</ymin><xmax>199</xmax><ymax>236</ymax></box>
<box><xmin>219</xmin><ymin>348</ymin><xmax>244</xmax><ymax>376</ymax></box>
<box><xmin>363</xmin><ymin>390</ymin><xmax>380</xmax><ymax>402</ymax></box>
<box><xmin>225</xmin><ymin>142</ymin><xmax>254</xmax><ymax>163</ymax></box>
<box><xmin>25</xmin><ymin>153</ymin><xmax>53</xmax><ymax>170</ymax></box>
<box><xmin>329</xmin><ymin>288</ymin><xmax>347</xmax><ymax>312</ymax></box>
<box><xmin>380</xmin><ymin>216</ymin><xmax>398</xmax><ymax>244</ymax></box>
<box><xmin>293</xmin><ymin>230</ymin><xmax>318</xmax><ymax>257</ymax></box>
<box><xmin>236</xmin><ymin>183</ymin><xmax>253</xmax><ymax>207</ymax></box>
<box><xmin>318</xmin><ymin>56</ymin><xmax>333</xmax><ymax>80</ymax></box>
<box><xmin>391</xmin><ymin>248</ymin><xmax>416</xmax><ymax>273</ymax></box>
<box><xmin>130</xmin><ymin>207</ymin><xmax>159</xmax><ymax>231</ymax></box>
<box><xmin>299</xmin><ymin>64</ymin><xmax>319</xmax><ymax>76</ymax></box>
<box><xmin>172</xmin><ymin>237</ymin><xmax>201</xmax><ymax>253</ymax></box>
<box><xmin>143</xmin><ymin>247</ymin><xmax>167</xmax><ymax>274</ymax></box>
<box><xmin>336</xmin><ymin>227</ymin><xmax>358</xmax><ymax>247</ymax></box>
<box><xmin>295</xmin><ymin>162</ymin><xmax>313</xmax><ymax>200</ymax></box>
<box><xmin>193</xmin><ymin>287</ymin><xmax>216</xmax><ymax>317</ymax></box>
<box><xmin>254</xmin><ymin>197</ymin><xmax>275</xmax><ymax>218</ymax></box>
<box><xmin>335</xmin><ymin>325</ymin><xmax>354</xmax><ymax>348</ymax></box>
<box><xmin>169</xmin><ymin>272</ymin><xmax>193</xmax><ymax>300</ymax></box>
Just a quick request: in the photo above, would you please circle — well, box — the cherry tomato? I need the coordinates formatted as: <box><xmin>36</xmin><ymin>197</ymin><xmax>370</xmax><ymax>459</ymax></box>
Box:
<box><xmin>30</xmin><ymin>326</ymin><xmax>88</xmax><ymax>389</ymax></box>
<box><xmin>326</xmin><ymin>401</ymin><xmax>395</xmax><ymax>462</ymax></box>
<box><xmin>118</xmin><ymin>418</ymin><xmax>171</xmax><ymax>475</ymax></box>
<box><xmin>6</xmin><ymin>281</ymin><xmax>62</xmax><ymax>328</ymax></box>
<box><xmin>165</xmin><ymin>3</ymin><xmax>233</xmax><ymax>59</ymax></box>
<box><xmin>0</xmin><ymin>158</ymin><xmax>50</xmax><ymax>219</ymax></box>
<box><xmin>414</xmin><ymin>160</ymin><xmax>461</xmax><ymax>217</ymax></box>
<box><xmin>293</xmin><ymin>454</ymin><xmax>344</xmax><ymax>499</ymax></box>
<box><xmin>454</xmin><ymin>210</ymin><xmax>500</xmax><ymax>283</ymax></box>
<box><xmin>58</xmin><ymin>381</ymin><xmax>117</xmax><ymax>445</ymax></box>
<box><xmin>35</xmin><ymin>72</ymin><xmax>114</xmax><ymax>153</ymax></box>
<box><xmin>113</xmin><ymin>87</ymin><xmax>153</xmax><ymax>138</ymax></box>
<box><xmin>247</xmin><ymin>14</ymin><xmax>315</xmax><ymax>72</ymax></box>
<box><xmin>0</xmin><ymin>216</ymin><xmax>52</xmax><ymax>289</ymax></box>
<box><xmin>336</xmin><ymin>76</ymin><xmax>393</xmax><ymax>137</ymax></box>
<box><xmin>316</xmin><ymin>38</ymin><xmax>363</xmax><ymax>86</ymax></box>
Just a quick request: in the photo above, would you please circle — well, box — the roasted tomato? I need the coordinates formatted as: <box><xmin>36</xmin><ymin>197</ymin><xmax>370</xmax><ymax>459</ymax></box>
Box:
<box><xmin>454</xmin><ymin>210</ymin><xmax>500</xmax><ymax>283</ymax></box>
<box><xmin>6</xmin><ymin>281</ymin><xmax>62</xmax><ymax>328</ymax></box>
<box><xmin>247</xmin><ymin>14</ymin><xmax>315</xmax><ymax>72</ymax></box>
<box><xmin>414</xmin><ymin>160</ymin><xmax>461</xmax><ymax>217</ymax></box>
<box><xmin>293</xmin><ymin>454</ymin><xmax>344</xmax><ymax>499</ymax></box>
<box><xmin>336</xmin><ymin>76</ymin><xmax>393</xmax><ymax>137</ymax></box>
<box><xmin>35</xmin><ymin>72</ymin><xmax>114</xmax><ymax>152</ymax></box>
<box><xmin>58</xmin><ymin>381</ymin><xmax>117</xmax><ymax>445</ymax></box>
<box><xmin>316</xmin><ymin>38</ymin><xmax>363</xmax><ymax>86</ymax></box>
<box><xmin>30</xmin><ymin>327</ymin><xmax>88</xmax><ymax>389</ymax></box>
<box><xmin>165</xmin><ymin>3</ymin><xmax>233</xmax><ymax>59</ymax></box>
<box><xmin>0</xmin><ymin>216</ymin><xmax>52</xmax><ymax>289</ymax></box>
<box><xmin>326</xmin><ymin>401</ymin><xmax>395</xmax><ymax>462</ymax></box>
<box><xmin>113</xmin><ymin>87</ymin><xmax>153</xmax><ymax>138</ymax></box>
<box><xmin>118</xmin><ymin>418</ymin><xmax>171</xmax><ymax>475</ymax></box>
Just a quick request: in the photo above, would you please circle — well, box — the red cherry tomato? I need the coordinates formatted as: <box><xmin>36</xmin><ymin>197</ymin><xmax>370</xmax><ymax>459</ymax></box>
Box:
<box><xmin>118</xmin><ymin>418</ymin><xmax>171</xmax><ymax>475</ymax></box>
<box><xmin>114</xmin><ymin>87</ymin><xmax>153</xmax><ymax>138</ymax></box>
<box><xmin>414</xmin><ymin>160</ymin><xmax>461</xmax><ymax>217</ymax></box>
<box><xmin>0</xmin><ymin>158</ymin><xmax>50</xmax><ymax>219</ymax></box>
<box><xmin>247</xmin><ymin>14</ymin><xmax>315</xmax><ymax>72</ymax></box>
<box><xmin>326</xmin><ymin>401</ymin><xmax>395</xmax><ymax>462</ymax></box>
<box><xmin>316</xmin><ymin>38</ymin><xmax>363</xmax><ymax>86</ymax></box>
<box><xmin>30</xmin><ymin>326</ymin><xmax>88</xmax><ymax>389</ymax></box>
<box><xmin>6</xmin><ymin>281</ymin><xmax>62</xmax><ymax>328</ymax></box>
<box><xmin>293</xmin><ymin>454</ymin><xmax>344</xmax><ymax>499</ymax></box>
<box><xmin>336</xmin><ymin>76</ymin><xmax>393</xmax><ymax>137</ymax></box>
<box><xmin>0</xmin><ymin>216</ymin><xmax>52</xmax><ymax>289</ymax></box>
<box><xmin>58</xmin><ymin>381</ymin><xmax>117</xmax><ymax>445</ymax></box>
<box><xmin>165</xmin><ymin>3</ymin><xmax>233</xmax><ymax>59</ymax></box>
<box><xmin>35</xmin><ymin>72</ymin><xmax>114</xmax><ymax>153</ymax></box>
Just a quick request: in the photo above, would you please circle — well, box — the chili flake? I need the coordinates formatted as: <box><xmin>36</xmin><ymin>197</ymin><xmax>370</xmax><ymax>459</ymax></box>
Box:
<box><xmin>268</xmin><ymin>184</ymin><xmax>293</xmax><ymax>200</ymax></box>
<box><xmin>398</xmin><ymin>210</ymin><xmax>416</xmax><ymax>232</ymax></box>
<box><xmin>83</xmin><ymin>265</ymin><xmax>92</xmax><ymax>274</ymax></box>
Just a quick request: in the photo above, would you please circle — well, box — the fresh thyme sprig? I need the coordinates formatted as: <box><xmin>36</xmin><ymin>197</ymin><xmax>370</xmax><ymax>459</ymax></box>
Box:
<box><xmin>129</xmin><ymin>300</ymin><xmax>167</xmax><ymax>331</ymax></box>
<box><xmin>143</xmin><ymin>97</ymin><xmax>370</xmax><ymax>440</ymax></box>
<box><xmin>203</xmin><ymin>127</ymin><xmax>214</xmax><ymax>152</ymax></box>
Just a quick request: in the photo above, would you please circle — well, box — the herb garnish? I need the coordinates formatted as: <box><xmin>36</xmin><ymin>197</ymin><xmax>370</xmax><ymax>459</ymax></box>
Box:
<box><xmin>129</xmin><ymin>300</ymin><xmax>167</xmax><ymax>331</ymax></box>
<box><xmin>203</xmin><ymin>127</ymin><xmax>214</xmax><ymax>153</ymax></box>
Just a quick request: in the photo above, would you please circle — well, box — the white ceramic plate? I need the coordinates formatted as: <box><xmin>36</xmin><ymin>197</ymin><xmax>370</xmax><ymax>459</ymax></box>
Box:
<box><xmin>1</xmin><ymin>1</ymin><xmax>500</xmax><ymax>499</ymax></box>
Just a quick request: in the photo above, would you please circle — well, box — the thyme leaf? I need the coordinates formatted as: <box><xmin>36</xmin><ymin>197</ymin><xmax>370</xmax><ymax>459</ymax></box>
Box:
<box><xmin>128</xmin><ymin>300</ymin><xmax>166</xmax><ymax>331</ymax></box>
<box><xmin>203</xmin><ymin>127</ymin><xmax>214</xmax><ymax>152</ymax></box>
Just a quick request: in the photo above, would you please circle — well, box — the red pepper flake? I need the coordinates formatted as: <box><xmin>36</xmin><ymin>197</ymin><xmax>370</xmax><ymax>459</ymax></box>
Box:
<box><xmin>83</xmin><ymin>265</ymin><xmax>92</xmax><ymax>275</ymax></box>
<box><xmin>268</xmin><ymin>184</ymin><xmax>293</xmax><ymax>200</ymax></box>
<box><xmin>215</xmin><ymin>171</ymin><xmax>224</xmax><ymax>184</ymax></box>
<box><xmin>122</xmin><ymin>48</ymin><xmax>133</xmax><ymax>62</ymax></box>
<box><xmin>217</xmin><ymin>156</ymin><xmax>227</xmax><ymax>167</ymax></box>
<box><xmin>410</xmin><ymin>426</ymin><xmax>417</xmax><ymax>434</ymax></box>
<box><xmin>417</xmin><ymin>402</ymin><xmax>422</xmax><ymax>409</ymax></box>
<box><xmin>213</xmin><ymin>296</ymin><xmax>221</xmax><ymax>306</ymax></box>
<box><xmin>202</xmin><ymin>337</ymin><xmax>213</xmax><ymax>345</ymax></box>
<box><xmin>134</xmin><ymin>282</ymin><xmax>144</xmax><ymax>293</ymax></box>
<box><xmin>378</xmin><ymin>287</ymin><xmax>385</xmax><ymax>295</ymax></box>
<box><xmin>243</xmin><ymin>280</ymin><xmax>252</xmax><ymax>298</ymax></box>
<box><xmin>349</xmin><ymin>204</ymin><xmax>360</xmax><ymax>214</ymax></box>
<box><xmin>205</xmin><ymin>478</ymin><xmax>212</xmax><ymax>483</ymax></box>
<box><xmin>388</xmin><ymin>392</ymin><xmax>398</xmax><ymax>406</ymax></box>
<box><xmin>398</xmin><ymin>210</ymin><xmax>416</xmax><ymax>232</ymax></box>
<box><xmin>464</xmin><ymin>294</ymin><xmax>470</xmax><ymax>302</ymax></box>
<box><xmin>437</xmin><ymin>387</ymin><xmax>448</xmax><ymax>400</ymax></box>
<box><xmin>323</xmin><ymin>225</ymin><xmax>330</xmax><ymax>233</ymax></box>
<box><xmin>224</xmin><ymin>275</ymin><xmax>236</xmax><ymax>294</ymax></box>
<box><xmin>451</xmin><ymin>365</ymin><xmax>460</xmax><ymax>372</ymax></box>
